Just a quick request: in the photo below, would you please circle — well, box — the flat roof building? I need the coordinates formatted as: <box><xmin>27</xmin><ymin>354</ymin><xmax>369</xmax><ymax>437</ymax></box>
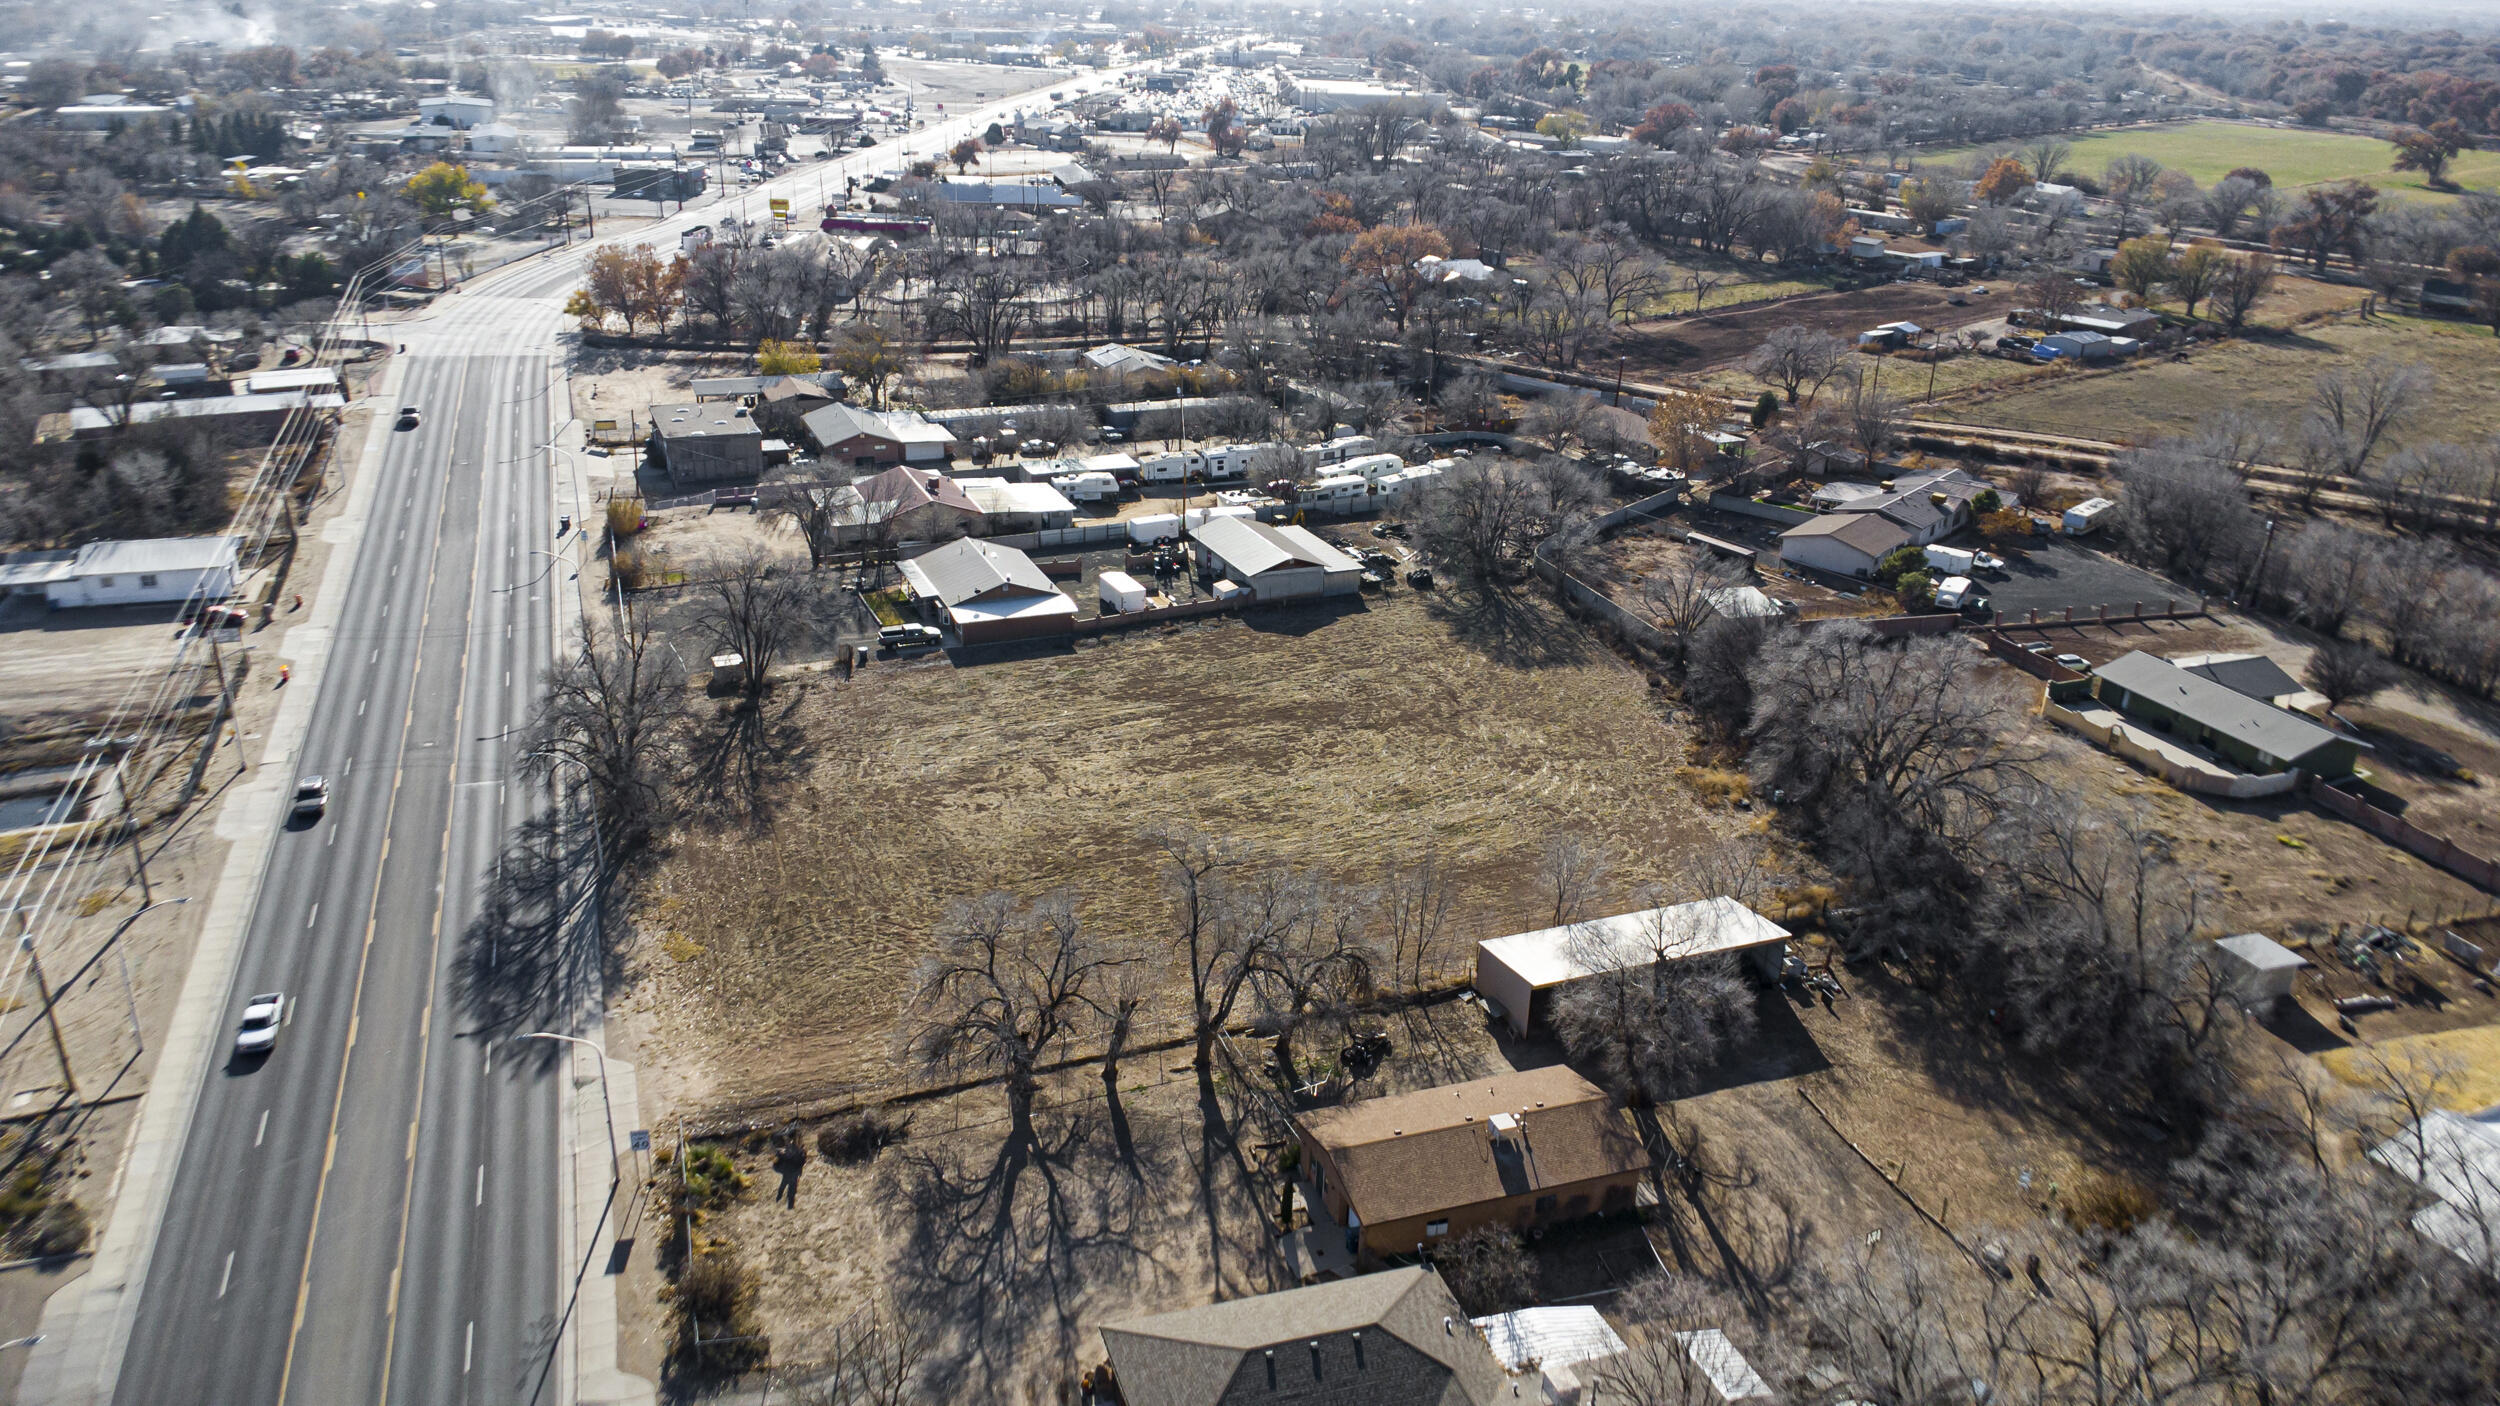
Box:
<box><xmin>1475</xmin><ymin>898</ymin><xmax>1792</xmax><ymax>1038</ymax></box>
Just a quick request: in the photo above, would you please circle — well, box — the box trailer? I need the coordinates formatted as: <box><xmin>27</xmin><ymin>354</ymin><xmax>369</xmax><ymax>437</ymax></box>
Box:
<box><xmin>1923</xmin><ymin>544</ymin><xmax>1976</xmax><ymax>575</ymax></box>
<box><xmin>2063</xmin><ymin>497</ymin><xmax>2114</xmax><ymax>535</ymax></box>
<box><xmin>1933</xmin><ymin>575</ymin><xmax>1975</xmax><ymax>609</ymax></box>
<box><xmin>1097</xmin><ymin>570</ymin><xmax>1148</xmax><ymax>613</ymax></box>
<box><xmin>1200</xmin><ymin>442</ymin><xmax>1287</xmax><ymax>480</ymax></box>
<box><xmin>1126</xmin><ymin>513</ymin><xmax>1182</xmax><ymax>544</ymax></box>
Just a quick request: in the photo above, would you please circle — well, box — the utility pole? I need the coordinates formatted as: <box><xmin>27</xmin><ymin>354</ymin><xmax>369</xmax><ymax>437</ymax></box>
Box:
<box><xmin>12</xmin><ymin>908</ymin><xmax>79</xmax><ymax>1104</ymax></box>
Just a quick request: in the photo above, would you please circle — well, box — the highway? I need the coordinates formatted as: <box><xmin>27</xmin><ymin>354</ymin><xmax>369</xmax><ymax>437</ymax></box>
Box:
<box><xmin>68</xmin><ymin>55</ymin><xmax>1174</xmax><ymax>1406</ymax></box>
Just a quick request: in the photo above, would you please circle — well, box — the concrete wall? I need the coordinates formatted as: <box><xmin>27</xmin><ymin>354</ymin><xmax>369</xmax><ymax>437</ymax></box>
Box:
<box><xmin>1707</xmin><ymin>493</ymin><xmax>1818</xmax><ymax>527</ymax></box>
<box><xmin>2044</xmin><ymin>703</ymin><xmax>2301</xmax><ymax>799</ymax></box>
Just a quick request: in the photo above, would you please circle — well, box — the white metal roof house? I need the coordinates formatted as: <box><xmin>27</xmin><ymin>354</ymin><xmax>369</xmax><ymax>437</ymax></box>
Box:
<box><xmin>1474</xmin><ymin>899</ymin><xmax>1791</xmax><ymax>1037</ymax></box>
<box><xmin>45</xmin><ymin>536</ymin><xmax>241</xmax><ymax>610</ymax></box>
<box><xmin>1187</xmin><ymin>518</ymin><xmax>1362</xmax><ymax>602</ymax></box>
<box><xmin>897</xmin><ymin>538</ymin><xmax>1076</xmax><ymax>645</ymax></box>
<box><xmin>951</xmin><ymin>476</ymin><xmax>1077</xmax><ymax>532</ymax></box>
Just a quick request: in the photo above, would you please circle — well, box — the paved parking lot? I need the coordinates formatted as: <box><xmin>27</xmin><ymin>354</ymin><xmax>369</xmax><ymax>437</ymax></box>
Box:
<box><xmin>1983</xmin><ymin>536</ymin><xmax>2200</xmax><ymax>620</ymax></box>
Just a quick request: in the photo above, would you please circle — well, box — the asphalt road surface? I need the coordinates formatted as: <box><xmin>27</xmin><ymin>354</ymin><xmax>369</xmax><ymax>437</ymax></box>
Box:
<box><xmin>92</xmin><ymin>53</ymin><xmax>1186</xmax><ymax>1406</ymax></box>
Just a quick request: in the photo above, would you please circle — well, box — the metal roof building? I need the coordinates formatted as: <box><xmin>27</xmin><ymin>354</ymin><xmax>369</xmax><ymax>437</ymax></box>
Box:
<box><xmin>1474</xmin><ymin>899</ymin><xmax>1792</xmax><ymax>1038</ymax></box>
<box><xmin>2090</xmin><ymin>651</ymin><xmax>2359</xmax><ymax>777</ymax></box>
<box><xmin>897</xmin><ymin>538</ymin><xmax>1076</xmax><ymax>645</ymax></box>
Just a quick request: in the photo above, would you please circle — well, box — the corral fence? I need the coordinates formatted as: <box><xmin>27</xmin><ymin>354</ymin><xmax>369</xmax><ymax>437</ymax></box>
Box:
<box><xmin>1994</xmin><ymin>599</ymin><xmax>2210</xmax><ymax>631</ymax></box>
<box><xmin>2308</xmin><ymin>778</ymin><xmax>2500</xmax><ymax>893</ymax></box>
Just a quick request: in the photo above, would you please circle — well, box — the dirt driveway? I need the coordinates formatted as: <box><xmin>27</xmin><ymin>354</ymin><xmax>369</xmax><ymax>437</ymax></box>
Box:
<box><xmin>1614</xmin><ymin>280</ymin><xmax>2023</xmax><ymax>378</ymax></box>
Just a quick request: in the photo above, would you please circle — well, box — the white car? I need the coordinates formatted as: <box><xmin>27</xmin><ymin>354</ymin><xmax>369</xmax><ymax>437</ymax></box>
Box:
<box><xmin>1973</xmin><ymin>552</ymin><xmax>2006</xmax><ymax>572</ymax></box>
<box><xmin>235</xmin><ymin>992</ymin><xmax>285</xmax><ymax>1056</ymax></box>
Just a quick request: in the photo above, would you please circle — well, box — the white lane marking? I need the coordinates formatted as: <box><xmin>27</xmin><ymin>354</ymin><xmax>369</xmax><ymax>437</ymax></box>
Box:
<box><xmin>463</xmin><ymin>1321</ymin><xmax>473</xmax><ymax>1374</ymax></box>
<box><xmin>369</xmin><ymin>649</ymin><xmax>379</xmax><ymax>664</ymax></box>
<box><xmin>475</xmin><ymin>1164</ymin><xmax>484</xmax><ymax>1206</ymax></box>
<box><xmin>218</xmin><ymin>1251</ymin><xmax>234</xmax><ymax>1298</ymax></box>
<box><xmin>326</xmin><ymin>827</ymin><xmax>336</xmax><ymax>848</ymax></box>
<box><xmin>255</xmin><ymin>1110</ymin><xmax>269</xmax><ymax>1146</ymax></box>
<box><xmin>305</xmin><ymin>904</ymin><xmax>318</xmax><ymax>929</ymax></box>
<box><xmin>504</xmin><ymin>671</ymin><xmax>510</xmax><ymax>688</ymax></box>
<box><xmin>483</xmin><ymin>1040</ymin><xmax>492</xmax><ymax>1075</ymax></box>
<box><xmin>358</xmin><ymin>699</ymin><xmax>367</xmax><ymax>716</ymax></box>
<box><xmin>345</xmin><ymin>757</ymin><xmax>354</xmax><ymax>776</ymax></box>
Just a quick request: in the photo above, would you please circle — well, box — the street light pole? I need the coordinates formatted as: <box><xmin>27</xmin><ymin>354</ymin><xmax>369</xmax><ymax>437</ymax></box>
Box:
<box><xmin>521</xmin><ymin>1031</ymin><xmax>618</xmax><ymax>1189</ymax></box>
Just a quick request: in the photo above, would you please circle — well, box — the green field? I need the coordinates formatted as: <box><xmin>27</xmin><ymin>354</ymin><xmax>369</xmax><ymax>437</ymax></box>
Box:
<box><xmin>1926</xmin><ymin>311</ymin><xmax>2500</xmax><ymax>443</ymax></box>
<box><xmin>1923</xmin><ymin>120</ymin><xmax>2500</xmax><ymax>203</ymax></box>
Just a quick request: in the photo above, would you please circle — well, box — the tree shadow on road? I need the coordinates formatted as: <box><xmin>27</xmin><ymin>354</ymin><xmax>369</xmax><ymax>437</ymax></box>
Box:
<box><xmin>451</xmin><ymin>808</ymin><xmax>607</xmax><ymax>1036</ymax></box>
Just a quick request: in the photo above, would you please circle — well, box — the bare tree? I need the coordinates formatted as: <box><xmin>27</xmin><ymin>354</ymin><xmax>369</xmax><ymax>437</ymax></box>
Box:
<box><xmin>1744</xmin><ymin>325</ymin><xmax>1852</xmax><ymax>406</ymax></box>
<box><xmin>1374</xmin><ymin>846</ymin><xmax>1458</xmax><ymax>993</ymax></box>
<box><xmin>1536</xmin><ymin>832</ymin><xmax>1614</xmax><ymax>929</ymax></box>
<box><xmin>690</xmin><ymin>544</ymin><xmax>819</xmax><ymax>699</ymax></box>
<box><xmin>792</xmin><ymin>1296</ymin><xmax>928</xmax><ymax>1406</ymax></box>
<box><xmin>1252</xmin><ymin>887</ymin><xmax>1377</xmax><ymax>1093</ymax></box>
<box><xmin>1639</xmin><ymin>551</ymin><xmax>1742</xmax><ymax>663</ymax></box>
<box><xmin>1550</xmin><ymin>893</ymin><xmax>1761</xmax><ymax>1104</ymax></box>
<box><xmin>2298</xmin><ymin>357</ymin><xmax>2430</xmax><ymax>507</ymax></box>
<box><xmin>1842</xmin><ymin>375</ymin><xmax>1908</xmax><ymax>466</ymax></box>
<box><xmin>2306</xmin><ymin>641</ymin><xmax>2397</xmax><ymax>725</ymax></box>
<box><xmin>1415</xmin><ymin>455</ymin><xmax>1604</xmax><ymax>589</ymax></box>
<box><xmin>524</xmin><ymin>617</ymin><xmax>686</xmax><ymax>853</ymax></box>
<box><xmin>2212</xmin><ymin>251</ymin><xmax>2278</xmax><ymax>333</ymax></box>
<box><xmin>897</xmin><ymin>891</ymin><xmax>1127</xmax><ymax>1146</ymax></box>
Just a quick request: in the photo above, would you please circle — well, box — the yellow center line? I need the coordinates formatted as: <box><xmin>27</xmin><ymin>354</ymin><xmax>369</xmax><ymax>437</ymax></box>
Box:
<box><xmin>275</xmin><ymin>355</ymin><xmax>472</xmax><ymax>1406</ymax></box>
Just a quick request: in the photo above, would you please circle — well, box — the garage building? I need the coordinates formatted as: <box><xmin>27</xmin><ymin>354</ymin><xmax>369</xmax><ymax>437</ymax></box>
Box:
<box><xmin>1187</xmin><ymin>517</ymin><xmax>1362</xmax><ymax>601</ymax></box>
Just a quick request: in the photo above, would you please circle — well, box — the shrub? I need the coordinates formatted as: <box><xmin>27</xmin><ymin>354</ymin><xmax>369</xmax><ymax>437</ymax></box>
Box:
<box><xmin>1677</xmin><ymin>765</ymin><xmax>1752</xmax><ymax>806</ymax></box>
<box><xmin>1426</xmin><ymin>1225</ymin><xmax>1541</xmax><ymax>1316</ymax></box>
<box><xmin>19</xmin><ymin>1198</ymin><xmax>87</xmax><ymax>1257</ymax></box>
<box><xmin>674</xmin><ymin>1142</ymin><xmax>747</xmax><ymax>1211</ymax></box>
<box><xmin>606</xmin><ymin>494</ymin><xmax>645</xmax><ymax>537</ymax></box>
<box><xmin>1874</xmin><ymin>545</ymin><xmax>1927</xmax><ymax>586</ymax></box>
<box><xmin>816</xmin><ymin>1108</ymin><xmax>911</xmax><ymax>1164</ymax></box>
<box><xmin>611</xmin><ymin>546</ymin><xmax>649</xmax><ymax>590</ymax></box>
<box><xmin>669</xmin><ymin>1242</ymin><xmax>766</xmax><ymax>1368</ymax></box>
<box><xmin>2066</xmin><ymin>1171</ymin><xmax>2157</xmax><ymax>1235</ymax></box>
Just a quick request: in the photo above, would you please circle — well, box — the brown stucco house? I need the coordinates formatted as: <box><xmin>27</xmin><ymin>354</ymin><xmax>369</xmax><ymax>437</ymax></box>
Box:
<box><xmin>1295</xmin><ymin>1065</ymin><xmax>1649</xmax><ymax>1264</ymax></box>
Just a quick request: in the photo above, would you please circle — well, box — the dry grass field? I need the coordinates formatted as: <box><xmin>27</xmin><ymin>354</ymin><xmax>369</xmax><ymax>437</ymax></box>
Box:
<box><xmin>1927</xmin><ymin>310</ymin><xmax>2500</xmax><ymax>443</ymax></box>
<box><xmin>614</xmin><ymin>589</ymin><xmax>1752</xmax><ymax>1120</ymax></box>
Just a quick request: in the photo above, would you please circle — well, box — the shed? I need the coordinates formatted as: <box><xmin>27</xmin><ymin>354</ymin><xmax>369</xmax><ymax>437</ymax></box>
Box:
<box><xmin>2213</xmin><ymin>933</ymin><xmax>2305</xmax><ymax>1009</ymax></box>
<box><xmin>1473</xmin><ymin>899</ymin><xmax>1792</xmax><ymax>1038</ymax></box>
<box><xmin>1471</xmin><ymin>1306</ymin><xmax>1626</xmax><ymax>1374</ymax></box>
<box><xmin>1098</xmin><ymin>570</ymin><xmax>1148</xmax><ymax>613</ymax></box>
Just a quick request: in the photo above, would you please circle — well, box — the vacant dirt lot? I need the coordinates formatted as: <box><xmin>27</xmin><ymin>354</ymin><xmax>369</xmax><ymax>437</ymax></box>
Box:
<box><xmin>1610</xmin><ymin>280</ymin><xmax>2023</xmax><ymax>379</ymax></box>
<box><xmin>614</xmin><ymin>590</ymin><xmax>1749</xmax><ymax>1119</ymax></box>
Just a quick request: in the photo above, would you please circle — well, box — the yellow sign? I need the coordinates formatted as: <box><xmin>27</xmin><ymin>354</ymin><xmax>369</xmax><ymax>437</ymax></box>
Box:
<box><xmin>768</xmin><ymin>198</ymin><xmax>790</xmax><ymax>219</ymax></box>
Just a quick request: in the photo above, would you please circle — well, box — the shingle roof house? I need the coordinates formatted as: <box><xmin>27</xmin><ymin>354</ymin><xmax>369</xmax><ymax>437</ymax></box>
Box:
<box><xmin>1099</xmin><ymin>1266</ymin><xmax>1506</xmax><ymax>1406</ymax></box>
<box><xmin>1294</xmin><ymin>1066</ymin><xmax>1650</xmax><ymax>1261</ymax></box>
<box><xmin>896</xmin><ymin>538</ymin><xmax>1077</xmax><ymax>645</ymax></box>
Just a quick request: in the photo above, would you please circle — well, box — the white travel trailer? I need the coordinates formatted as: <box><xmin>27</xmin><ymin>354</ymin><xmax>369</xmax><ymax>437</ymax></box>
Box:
<box><xmin>1299</xmin><ymin>433</ymin><xmax>1380</xmax><ymax>469</ymax></box>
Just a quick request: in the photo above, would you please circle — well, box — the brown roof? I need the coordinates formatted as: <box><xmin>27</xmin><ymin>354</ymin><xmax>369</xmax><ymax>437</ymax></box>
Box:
<box><xmin>1297</xmin><ymin>1066</ymin><xmax>1648</xmax><ymax>1226</ymax></box>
